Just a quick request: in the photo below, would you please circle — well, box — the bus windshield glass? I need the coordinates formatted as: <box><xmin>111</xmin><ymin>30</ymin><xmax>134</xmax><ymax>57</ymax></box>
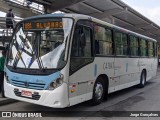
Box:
<box><xmin>7</xmin><ymin>18</ymin><xmax>73</xmax><ymax>69</ymax></box>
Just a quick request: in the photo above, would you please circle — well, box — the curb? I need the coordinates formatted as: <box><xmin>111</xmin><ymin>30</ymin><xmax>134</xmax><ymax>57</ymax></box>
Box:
<box><xmin>0</xmin><ymin>98</ymin><xmax>18</xmax><ymax>106</ymax></box>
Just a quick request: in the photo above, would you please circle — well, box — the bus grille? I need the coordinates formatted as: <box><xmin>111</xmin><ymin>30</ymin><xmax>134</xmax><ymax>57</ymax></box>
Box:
<box><xmin>11</xmin><ymin>79</ymin><xmax>45</xmax><ymax>90</ymax></box>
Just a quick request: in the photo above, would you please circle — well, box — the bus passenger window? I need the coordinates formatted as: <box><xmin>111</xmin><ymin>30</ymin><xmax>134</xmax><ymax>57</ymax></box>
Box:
<box><xmin>115</xmin><ymin>32</ymin><xmax>128</xmax><ymax>56</ymax></box>
<box><xmin>94</xmin><ymin>25</ymin><xmax>113</xmax><ymax>56</ymax></box>
<box><xmin>130</xmin><ymin>36</ymin><xmax>139</xmax><ymax>56</ymax></box>
<box><xmin>148</xmin><ymin>42</ymin><xmax>154</xmax><ymax>57</ymax></box>
<box><xmin>140</xmin><ymin>39</ymin><xmax>148</xmax><ymax>57</ymax></box>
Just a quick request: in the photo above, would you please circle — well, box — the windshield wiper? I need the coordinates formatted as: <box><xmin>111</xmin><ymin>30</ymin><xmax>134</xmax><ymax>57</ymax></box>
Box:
<box><xmin>33</xmin><ymin>48</ymin><xmax>45</xmax><ymax>71</ymax></box>
<box><xmin>12</xmin><ymin>34</ymin><xmax>31</xmax><ymax>69</ymax></box>
<box><xmin>12</xmin><ymin>42</ymin><xmax>27</xmax><ymax>69</ymax></box>
<box><xmin>37</xmin><ymin>55</ymin><xmax>45</xmax><ymax>72</ymax></box>
<box><xmin>37</xmin><ymin>36</ymin><xmax>45</xmax><ymax>71</ymax></box>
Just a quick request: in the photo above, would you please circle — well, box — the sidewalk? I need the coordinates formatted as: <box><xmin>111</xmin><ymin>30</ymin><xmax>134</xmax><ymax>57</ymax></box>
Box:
<box><xmin>0</xmin><ymin>93</ymin><xmax>18</xmax><ymax>106</ymax></box>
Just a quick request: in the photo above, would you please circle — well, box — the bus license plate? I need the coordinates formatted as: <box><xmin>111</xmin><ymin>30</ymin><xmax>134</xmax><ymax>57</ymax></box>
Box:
<box><xmin>21</xmin><ymin>90</ymin><xmax>32</xmax><ymax>97</ymax></box>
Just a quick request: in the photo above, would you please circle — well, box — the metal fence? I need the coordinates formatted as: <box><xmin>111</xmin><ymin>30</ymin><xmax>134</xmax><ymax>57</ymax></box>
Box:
<box><xmin>5</xmin><ymin>0</ymin><xmax>44</xmax><ymax>13</ymax></box>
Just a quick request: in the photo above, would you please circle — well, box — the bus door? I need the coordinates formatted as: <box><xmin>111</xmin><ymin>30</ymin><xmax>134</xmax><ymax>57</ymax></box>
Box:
<box><xmin>69</xmin><ymin>21</ymin><xmax>94</xmax><ymax>106</ymax></box>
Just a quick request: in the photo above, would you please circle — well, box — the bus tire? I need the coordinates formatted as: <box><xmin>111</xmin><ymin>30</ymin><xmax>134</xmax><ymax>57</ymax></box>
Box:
<box><xmin>90</xmin><ymin>77</ymin><xmax>105</xmax><ymax>105</ymax></box>
<box><xmin>139</xmin><ymin>71</ymin><xmax>146</xmax><ymax>88</ymax></box>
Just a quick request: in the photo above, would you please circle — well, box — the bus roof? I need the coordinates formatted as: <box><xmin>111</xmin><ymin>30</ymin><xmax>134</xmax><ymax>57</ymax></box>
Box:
<box><xmin>23</xmin><ymin>13</ymin><xmax>156</xmax><ymax>42</ymax></box>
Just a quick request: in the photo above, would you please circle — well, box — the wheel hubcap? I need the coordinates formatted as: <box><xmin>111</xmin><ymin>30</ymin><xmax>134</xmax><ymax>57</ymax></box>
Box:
<box><xmin>95</xmin><ymin>83</ymin><xmax>103</xmax><ymax>100</ymax></box>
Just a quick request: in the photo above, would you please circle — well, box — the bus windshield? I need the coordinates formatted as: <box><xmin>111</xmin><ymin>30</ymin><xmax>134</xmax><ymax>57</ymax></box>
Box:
<box><xmin>7</xmin><ymin>18</ymin><xmax>73</xmax><ymax>69</ymax></box>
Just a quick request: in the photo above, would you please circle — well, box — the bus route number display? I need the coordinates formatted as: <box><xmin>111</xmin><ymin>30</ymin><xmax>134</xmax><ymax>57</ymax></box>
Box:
<box><xmin>23</xmin><ymin>21</ymin><xmax>63</xmax><ymax>30</ymax></box>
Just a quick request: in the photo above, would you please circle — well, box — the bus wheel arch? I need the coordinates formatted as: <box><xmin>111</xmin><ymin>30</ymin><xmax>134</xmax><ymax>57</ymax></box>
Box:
<box><xmin>90</xmin><ymin>74</ymin><xmax>109</xmax><ymax>105</ymax></box>
<box><xmin>139</xmin><ymin>69</ymin><xmax>147</xmax><ymax>88</ymax></box>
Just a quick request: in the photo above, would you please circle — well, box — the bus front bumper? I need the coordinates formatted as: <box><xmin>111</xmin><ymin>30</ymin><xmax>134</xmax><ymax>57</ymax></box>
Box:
<box><xmin>4</xmin><ymin>79</ymin><xmax>69</xmax><ymax>108</ymax></box>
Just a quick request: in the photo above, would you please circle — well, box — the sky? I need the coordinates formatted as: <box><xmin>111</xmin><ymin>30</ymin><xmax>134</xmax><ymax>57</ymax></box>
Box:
<box><xmin>121</xmin><ymin>0</ymin><xmax>160</xmax><ymax>25</ymax></box>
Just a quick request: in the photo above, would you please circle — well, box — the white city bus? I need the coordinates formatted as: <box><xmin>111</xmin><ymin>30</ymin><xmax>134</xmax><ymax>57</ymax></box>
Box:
<box><xmin>4</xmin><ymin>14</ymin><xmax>157</xmax><ymax>108</ymax></box>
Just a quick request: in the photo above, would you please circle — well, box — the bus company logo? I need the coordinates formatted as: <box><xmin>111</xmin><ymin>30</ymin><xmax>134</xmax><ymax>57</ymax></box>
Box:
<box><xmin>2</xmin><ymin>112</ymin><xmax>11</xmax><ymax>117</ymax></box>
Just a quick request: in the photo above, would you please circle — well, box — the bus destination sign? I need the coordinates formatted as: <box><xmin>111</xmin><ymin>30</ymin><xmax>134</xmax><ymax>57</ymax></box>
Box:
<box><xmin>23</xmin><ymin>21</ymin><xmax>63</xmax><ymax>30</ymax></box>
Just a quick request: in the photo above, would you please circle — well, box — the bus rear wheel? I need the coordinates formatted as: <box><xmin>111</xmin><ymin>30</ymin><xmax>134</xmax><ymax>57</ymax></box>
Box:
<box><xmin>139</xmin><ymin>71</ymin><xmax>146</xmax><ymax>88</ymax></box>
<box><xmin>90</xmin><ymin>77</ymin><xmax>105</xmax><ymax>105</ymax></box>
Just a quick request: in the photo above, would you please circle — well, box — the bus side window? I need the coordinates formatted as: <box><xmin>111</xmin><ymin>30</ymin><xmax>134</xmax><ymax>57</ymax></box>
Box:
<box><xmin>94</xmin><ymin>25</ymin><xmax>113</xmax><ymax>56</ymax></box>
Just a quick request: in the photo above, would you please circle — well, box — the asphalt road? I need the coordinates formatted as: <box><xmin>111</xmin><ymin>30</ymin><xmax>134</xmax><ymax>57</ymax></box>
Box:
<box><xmin>1</xmin><ymin>70</ymin><xmax>160</xmax><ymax>120</ymax></box>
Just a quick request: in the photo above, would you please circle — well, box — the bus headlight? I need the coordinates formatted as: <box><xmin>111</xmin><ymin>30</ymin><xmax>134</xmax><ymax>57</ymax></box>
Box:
<box><xmin>48</xmin><ymin>74</ymin><xmax>64</xmax><ymax>90</ymax></box>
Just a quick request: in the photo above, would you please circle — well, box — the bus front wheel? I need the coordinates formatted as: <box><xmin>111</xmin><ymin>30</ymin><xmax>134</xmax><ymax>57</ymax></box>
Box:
<box><xmin>90</xmin><ymin>77</ymin><xmax>105</xmax><ymax>105</ymax></box>
<box><xmin>139</xmin><ymin>71</ymin><xmax>146</xmax><ymax>88</ymax></box>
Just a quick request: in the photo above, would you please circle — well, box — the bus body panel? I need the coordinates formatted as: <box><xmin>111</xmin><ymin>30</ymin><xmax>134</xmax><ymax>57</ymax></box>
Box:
<box><xmin>127</xmin><ymin>58</ymin><xmax>140</xmax><ymax>83</ymax></box>
<box><xmin>68</xmin><ymin>63</ymin><xmax>94</xmax><ymax>106</ymax></box>
<box><xmin>4</xmin><ymin>79</ymin><xmax>69</xmax><ymax>108</ymax></box>
<box><xmin>4</xmin><ymin>68</ymin><xmax>69</xmax><ymax>108</ymax></box>
<box><xmin>68</xmin><ymin>56</ymin><xmax>157</xmax><ymax>106</ymax></box>
<box><xmin>68</xmin><ymin>57</ymin><xmax>115</xmax><ymax>106</ymax></box>
<box><xmin>4</xmin><ymin>14</ymin><xmax>158</xmax><ymax>108</ymax></box>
